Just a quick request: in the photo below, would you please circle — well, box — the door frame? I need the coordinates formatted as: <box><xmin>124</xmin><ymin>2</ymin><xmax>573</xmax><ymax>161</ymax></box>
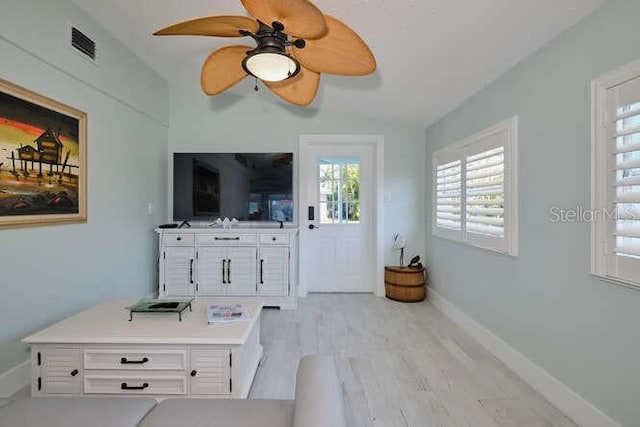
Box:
<box><xmin>298</xmin><ymin>134</ymin><xmax>385</xmax><ymax>297</ymax></box>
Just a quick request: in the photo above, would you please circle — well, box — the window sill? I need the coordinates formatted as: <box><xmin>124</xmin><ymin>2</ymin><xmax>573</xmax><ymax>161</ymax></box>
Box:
<box><xmin>433</xmin><ymin>232</ymin><xmax>518</xmax><ymax>258</ymax></box>
<box><xmin>589</xmin><ymin>272</ymin><xmax>640</xmax><ymax>292</ymax></box>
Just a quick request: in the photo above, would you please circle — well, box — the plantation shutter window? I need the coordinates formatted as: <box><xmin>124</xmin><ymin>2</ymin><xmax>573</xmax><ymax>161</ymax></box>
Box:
<box><xmin>602</xmin><ymin>73</ymin><xmax>640</xmax><ymax>284</ymax></box>
<box><xmin>432</xmin><ymin>117</ymin><xmax>518</xmax><ymax>256</ymax></box>
<box><xmin>592</xmin><ymin>59</ymin><xmax>640</xmax><ymax>288</ymax></box>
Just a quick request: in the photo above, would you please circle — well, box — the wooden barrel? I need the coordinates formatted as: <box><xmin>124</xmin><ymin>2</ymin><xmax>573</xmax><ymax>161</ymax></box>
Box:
<box><xmin>384</xmin><ymin>266</ymin><xmax>426</xmax><ymax>302</ymax></box>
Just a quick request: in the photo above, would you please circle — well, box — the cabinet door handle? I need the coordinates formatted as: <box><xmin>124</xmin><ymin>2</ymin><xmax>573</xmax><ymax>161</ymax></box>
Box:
<box><xmin>190</xmin><ymin>370</ymin><xmax>197</xmax><ymax>377</ymax></box>
<box><xmin>121</xmin><ymin>382</ymin><xmax>149</xmax><ymax>390</ymax></box>
<box><xmin>215</xmin><ymin>237</ymin><xmax>240</xmax><ymax>241</ymax></box>
<box><xmin>189</xmin><ymin>259</ymin><xmax>194</xmax><ymax>284</ymax></box>
<box><xmin>227</xmin><ymin>259</ymin><xmax>231</xmax><ymax>284</ymax></box>
<box><xmin>222</xmin><ymin>259</ymin><xmax>227</xmax><ymax>284</ymax></box>
<box><xmin>120</xmin><ymin>357</ymin><xmax>149</xmax><ymax>364</ymax></box>
<box><xmin>260</xmin><ymin>259</ymin><xmax>264</xmax><ymax>284</ymax></box>
<box><xmin>70</xmin><ymin>369</ymin><xmax>79</xmax><ymax>377</ymax></box>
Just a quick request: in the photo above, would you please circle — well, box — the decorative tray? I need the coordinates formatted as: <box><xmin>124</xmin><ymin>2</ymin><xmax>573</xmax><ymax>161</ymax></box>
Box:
<box><xmin>125</xmin><ymin>298</ymin><xmax>194</xmax><ymax>322</ymax></box>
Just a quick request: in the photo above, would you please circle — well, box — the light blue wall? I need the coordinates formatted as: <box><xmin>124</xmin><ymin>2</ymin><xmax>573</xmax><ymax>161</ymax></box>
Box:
<box><xmin>169</xmin><ymin>82</ymin><xmax>426</xmax><ymax>267</ymax></box>
<box><xmin>425</xmin><ymin>0</ymin><xmax>640</xmax><ymax>424</ymax></box>
<box><xmin>0</xmin><ymin>0</ymin><xmax>169</xmax><ymax>375</ymax></box>
<box><xmin>0</xmin><ymin>0</ymin><xmax>168</xmax><ymax>125</ymax></box>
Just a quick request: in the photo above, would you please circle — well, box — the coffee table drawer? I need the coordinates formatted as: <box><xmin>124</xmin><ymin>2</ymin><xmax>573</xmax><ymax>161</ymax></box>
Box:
<box><xmin>84</xmin><ymin>374</ymin><xmax>187</xmax><ymax>395</ymax></box>
<box><xmin>84</xmin><ymin>348</ymin><xmax>187</xmax><ymax>370</ymax></box>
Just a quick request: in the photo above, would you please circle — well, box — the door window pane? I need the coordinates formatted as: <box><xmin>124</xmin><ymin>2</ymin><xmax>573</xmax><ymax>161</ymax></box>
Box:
<box><xmin>347</xmin><ymin>202</ymin><xmax>360</xmax><ymax>223</ymax></box>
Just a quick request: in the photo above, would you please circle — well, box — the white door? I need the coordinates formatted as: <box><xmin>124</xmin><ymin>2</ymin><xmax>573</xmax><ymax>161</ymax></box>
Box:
<box><xmin>227</xmin><ymin>247</ymin><xmax>257</xmax><ymax>296</ymax></box>
<box><xmin>39</xmin><ymin>347</ymin><xmax>81</xmax><ymax>394</ymax></box>
<box><xmin>196</xmin><ymin>247</ymin><xmax>227</xmax><ymax>296</ymax></box>
<box><xmin>259</xmin><ymin>246</ymin><xmax>289</xmax><ymax>296</ymax></box>
<box><xmin>162</xmin><ymin>247</ymin><xmax>195</xmax><ymax>297</ymax></box>
<box><xmin>189</xmin><ymin>348</ymin><xmax>231</xmax><ymax>396</ymax></box>
<box><xmin>299</xmin><ymin>141</ymin><xmax>375</xmax><ymax>293</ymax></box>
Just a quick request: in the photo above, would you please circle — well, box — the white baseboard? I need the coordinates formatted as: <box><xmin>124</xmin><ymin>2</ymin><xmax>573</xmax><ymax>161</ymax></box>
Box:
<box><xmin>427</xmin><ymin>287</ymin><xmax>619</xmax><ymax>427</ymax></box>
<box><xmin>0</xmin><ymin>360</ymin><xmax>30</xmax><ymax>398</ymax></box>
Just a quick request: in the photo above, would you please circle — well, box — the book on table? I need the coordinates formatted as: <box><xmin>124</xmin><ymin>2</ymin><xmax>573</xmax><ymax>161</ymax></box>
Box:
<box><xmin>207</xmin><ymin>304</ymin><xmax>249</xmax><ymax>324</ymax></box>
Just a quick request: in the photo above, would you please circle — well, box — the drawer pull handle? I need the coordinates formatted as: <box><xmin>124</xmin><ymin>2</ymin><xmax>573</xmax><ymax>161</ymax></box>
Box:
<box><xmin>272</xmin><ymin>236</ymin><xmax>277</xmax><ymax>241</ymax></box>
<box><xmin>176</xmin><ymin>237</ymin><xmax>182</xmax><ymax>241</ymax></box>
<box><xmin>121</xmin><ymin>382</ymin><xmax>149</xmax><ymax>390</ymax></box>
<box><xmin>120</xmin><ymin>357</ymin><xmax>149</xmax><ymax>364</ymax></box>
<box><xmin>190</xmin><ymin>370</ymin><xmax>197</xmax><ymax>377</ymax></box>
<box><xmin>214</xmin><ymin>237</ymin><xmax>240</xmax><ymax>241</ymax></box>
<box><xmin>70</xmin><ymin>369</ymin><xmax>79</xmax><ymax>377</ymax></box>
<box><xmin>260</xmin><ymin>259</ymin><xmax>264</xmax><ymax>284</ymax></box>
<box><xmin>222</xmin><ymin>259</ymin><xmax>227</xmax><ymax>284</ymax></box>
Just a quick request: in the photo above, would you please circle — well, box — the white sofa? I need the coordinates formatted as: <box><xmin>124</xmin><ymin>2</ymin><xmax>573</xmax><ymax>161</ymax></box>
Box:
<box><xmin>0</xmin><ymin>356</ymin><xmax>347</xmax><ymax>427</ymax></box>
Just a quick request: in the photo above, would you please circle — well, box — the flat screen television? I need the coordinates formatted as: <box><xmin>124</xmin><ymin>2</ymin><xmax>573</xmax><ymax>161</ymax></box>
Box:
<box><xmin>173</xmin><ymin>152</ymin><xmax>294</xmax><ymax>222</ymax></box>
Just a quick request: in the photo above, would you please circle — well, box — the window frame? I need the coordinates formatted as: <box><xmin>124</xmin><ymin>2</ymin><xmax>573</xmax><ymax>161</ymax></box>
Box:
<box><xmin>432</xmin><ymin>116</ymin><xmax>519</xmax><ymax>256</ymax></box>
<box><xmin>591</xmin><ymin>57</ymin><xmax>640</xmax><ymax>289</ymax></box>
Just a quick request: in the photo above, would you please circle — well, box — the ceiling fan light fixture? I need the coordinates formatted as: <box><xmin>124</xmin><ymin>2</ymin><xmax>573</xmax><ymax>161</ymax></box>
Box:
<box><xmin>242</xmin><ymin>49</ymin><xmax>300</xmax><ymax>82</ymax></box>
<box><xmin>154</xmin><ymin>2</ymin><xmax>376</xmax><ymax>106</ymax></box>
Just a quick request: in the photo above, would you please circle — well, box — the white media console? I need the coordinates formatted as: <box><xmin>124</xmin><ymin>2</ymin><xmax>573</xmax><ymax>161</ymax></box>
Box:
<box><xmin>156</xmin><ymin>227</ymin><xmax>298</xmax><ymax>309</ymax></box>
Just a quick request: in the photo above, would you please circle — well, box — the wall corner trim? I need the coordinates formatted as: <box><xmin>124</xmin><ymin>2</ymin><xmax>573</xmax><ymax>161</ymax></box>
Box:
<box><xmin>427</xmin><ymin>287</ymin><xmax>620</xmax><ymax>427</ymax></box>
<box><xmin>0</xmin><ymin>360</ymin><xmax>30</xmax><ymax>398</ymax></box>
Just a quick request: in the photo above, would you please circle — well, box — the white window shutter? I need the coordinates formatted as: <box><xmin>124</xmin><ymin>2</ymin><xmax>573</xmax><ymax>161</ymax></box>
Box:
<box><xmin>436</xmin><ymin>160</ymin><xmax>462</xmax><ymax>229</ymax></box>
<box><xmin>605</xmin><ymin>75</ymin><xmax>640</xmax><ymax>283</ymax></box>
<box><xmin>465</xmin><ymin>146</ymin><xmax>505</xmax><ymax>237</ymax></box>
<box><xmin>432</xmin><ymin>117</ymin><xmax>517</xmax><ymax>255</ymax></box>
<box><xmin>433</xmin><ymin>150</ymin><xmax>463</xmax><ymax>240</ymax></box>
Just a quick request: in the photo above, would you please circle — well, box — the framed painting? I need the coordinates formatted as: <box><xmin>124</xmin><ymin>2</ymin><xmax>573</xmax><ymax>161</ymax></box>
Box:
<box><xmin>0</xmin><ymin>78</ymin><xmax>87</xmax><ymax>228</ymax></box>
<box><xmin>192</xmin><ymin>159</ymin><xmax>220</xmax><ymax>216</ymax></box>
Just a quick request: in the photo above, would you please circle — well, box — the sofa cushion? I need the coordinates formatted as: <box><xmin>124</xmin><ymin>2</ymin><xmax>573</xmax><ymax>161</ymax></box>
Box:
<box><xmin>293</xmin><ymin>356</ymin><xmax>347</xmax><ymax>427</ymax></box>
<box><xmin>0</xmin><ymin>397</ymin><xmax>156</xmax><ymax>427</ymax></box>
<box><xmin>139</xmin><ymin>398</ymin><xmax>294</xmax><ymax>427</ymax></box>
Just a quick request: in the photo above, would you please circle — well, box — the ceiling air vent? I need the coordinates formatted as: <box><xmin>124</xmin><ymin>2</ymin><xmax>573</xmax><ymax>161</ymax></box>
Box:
<box><xmin>71</xmin><ymin>26</ymin><xmax>96</xmax><ymax>61</ymax></box>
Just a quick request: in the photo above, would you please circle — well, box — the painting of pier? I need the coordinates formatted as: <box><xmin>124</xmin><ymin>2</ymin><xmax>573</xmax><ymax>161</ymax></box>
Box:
<box><xmin>0</xmin><ymin>78</ymin><xmax>86</xmax><ymax>228</ymax></box>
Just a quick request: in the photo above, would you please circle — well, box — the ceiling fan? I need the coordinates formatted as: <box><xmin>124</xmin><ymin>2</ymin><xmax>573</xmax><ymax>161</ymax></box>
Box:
<box><xmin>153</xmin><ymin>0</ymin><xmax>376</xmax><ymax>106</ymax></box>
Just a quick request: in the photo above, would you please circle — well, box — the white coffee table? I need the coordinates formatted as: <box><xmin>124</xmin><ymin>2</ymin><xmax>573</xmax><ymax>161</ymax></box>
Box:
<box><xmin>22</xmin><ymin>298</ymin><xmax>263</xmax><ymax>399</ymax></box>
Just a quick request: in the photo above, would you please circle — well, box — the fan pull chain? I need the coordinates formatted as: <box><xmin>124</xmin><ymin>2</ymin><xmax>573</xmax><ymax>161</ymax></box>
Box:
<box><xmin>254</xmin><ymin>77</ymin><xmax>259</xmax><ymax>92</ymax></box>
<box><xmin>287</xmin><ymin>47</ymin><xmax>293</xmax><ymax>77</ymax></box>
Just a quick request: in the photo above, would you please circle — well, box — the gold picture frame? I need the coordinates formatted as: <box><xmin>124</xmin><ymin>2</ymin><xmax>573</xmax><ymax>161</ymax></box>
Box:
<box><xmin>0</xmin><ymin>78</ymin><xmax>87</xmax><ymax>228</ymax></box>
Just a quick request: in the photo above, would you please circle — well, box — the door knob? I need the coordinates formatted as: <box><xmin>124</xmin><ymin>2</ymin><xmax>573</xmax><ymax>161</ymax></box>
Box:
<box><xmin>308</xmin><ymin>224</ymin><xmax>320</xmax><ymax>230</ymax></box>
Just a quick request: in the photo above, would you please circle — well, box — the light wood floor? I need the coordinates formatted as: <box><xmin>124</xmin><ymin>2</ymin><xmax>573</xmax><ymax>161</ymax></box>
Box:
<box><xmin>6</xmin><ymin>295</ymin><xmax>575</xmax><ymax>426</ymax></box>
<box><xmin>250</xmin><ymin>294</ymin><xmax>575</xmax><ymax>427</ymax></box>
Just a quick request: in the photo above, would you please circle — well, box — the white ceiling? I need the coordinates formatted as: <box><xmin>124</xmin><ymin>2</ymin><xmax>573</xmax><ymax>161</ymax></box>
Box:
<box><xmin>70</xmin><ymin>0</ymin><xmax>605</xmax><ymax>128</ymax></box>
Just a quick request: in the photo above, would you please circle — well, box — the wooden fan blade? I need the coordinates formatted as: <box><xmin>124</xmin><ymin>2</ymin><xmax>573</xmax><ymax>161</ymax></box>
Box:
<box><xmin>265</xmin><ymin>67</ymin><xmax>320</xmax><ymax>106</ymax></box>
<box><xmin>154</xmin><ymin>15</ymin><xmax>259</xmax><ymax>37</ymax></box>
<box><xmin>240</xmin><ymin>0</ymin><xmax>327</xmax><ymax>39</ymax></box>
<box><xmin>293</xmin><ymin>15</ymin><xmax>376</xmax><ymax>76</ymax></box>
<box><xmin>201</xmin><ymin>45</ymin><xmax>251</xmax><ymax>95</ymax></box>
